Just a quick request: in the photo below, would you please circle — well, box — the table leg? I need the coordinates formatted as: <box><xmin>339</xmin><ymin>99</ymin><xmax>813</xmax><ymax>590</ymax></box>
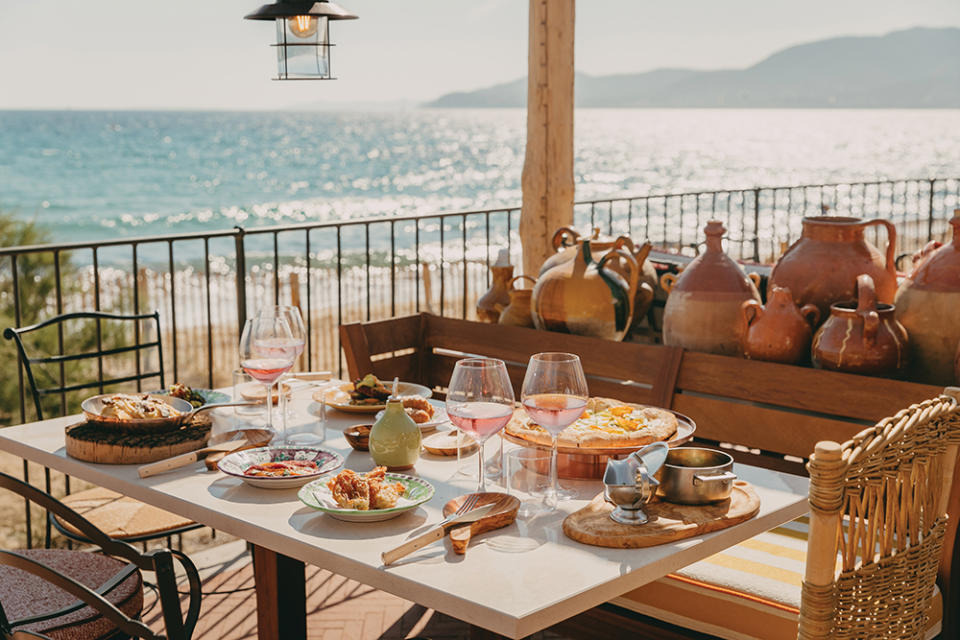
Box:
<box><xmin>252</xmin><ymin>544</ymin><xmax>306</xmax><ymax>640</ymax></box>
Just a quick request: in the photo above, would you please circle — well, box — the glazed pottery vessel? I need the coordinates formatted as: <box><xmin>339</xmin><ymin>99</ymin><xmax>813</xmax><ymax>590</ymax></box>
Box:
<box><xmin>661</xmin><ymin>221</ymin><xmax>762</xmax><ymax>356</ymax></box>
<box><xmin>768</xmin><ymin>216</ymin><xmax>897</xmax><ymax>323</ymax></box>
<box><xmin>894</xmin><ymin>212</ymin><xmax>960</xmax><ymax>385</ymax></box>
<box><xmin>498</xmin><ymin>275</ymin><xmax>537</xmax><ymax>328</ymax></box>
<box><xmin>532</xmin><ymin>239</ymin><xmax>643</xmax><ymax>341</ymax></box>
<box><xmin>476</xmin><ymin>262</ymin><xmax>514</xmax><ymax>323</ymax></box>
<box><xmin>812</xmin><ymin>274</ymin><xmax>909</xmax><ymax>376</ymax></box>
<box><xmin>369</xmin><ymin>397</ymin><xmax>421</xmax><ymax>471</ymax></box>
<box><xmin>741</xmin><ymin>286</ymin><xmax>820</xmax><ymax>364</ymax></box>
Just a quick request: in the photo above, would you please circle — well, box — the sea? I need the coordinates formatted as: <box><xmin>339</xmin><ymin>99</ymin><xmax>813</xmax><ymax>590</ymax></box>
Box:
<box><xmin>0</xmin><ymin>108</ymin><xmax>958</xmax><ymax>245</ymax></box>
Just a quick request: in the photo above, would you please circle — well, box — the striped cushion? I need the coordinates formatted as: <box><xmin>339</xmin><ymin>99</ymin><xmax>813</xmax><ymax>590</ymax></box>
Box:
<box><xmin>612</xmin><ymin>516</ymin><xmax>943</xmax><ymax>640</ymax></box>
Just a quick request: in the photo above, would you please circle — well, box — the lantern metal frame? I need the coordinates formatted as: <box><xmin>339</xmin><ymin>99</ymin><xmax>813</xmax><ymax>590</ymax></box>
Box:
<box><xmin>245</xmin><ymin>0</ymin><xmax>358</xmax><ymax>81</ymax></box>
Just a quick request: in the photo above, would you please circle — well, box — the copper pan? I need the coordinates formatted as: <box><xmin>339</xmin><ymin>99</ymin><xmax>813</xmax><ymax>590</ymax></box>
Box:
<box><xmin>81</xmin><ymin>393</ymin><xmax>256</xmax><ymax>433</ymax></box>
<box><xmin>501</xmin><ymin>410</ymin><xmax>696</xmax><ymax>480</ymax></box>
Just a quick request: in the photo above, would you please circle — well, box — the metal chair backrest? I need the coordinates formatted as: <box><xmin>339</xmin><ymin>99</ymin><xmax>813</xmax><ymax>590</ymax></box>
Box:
<box><xmin>0</xmin><ymin>472</ymin><xmax>200</xmax><ymax>640</ymax></box>
<box><xmin>798</xmin><ymin>388</ymin><xmax>960</xmax><ymax>640</ymax></box>
<box><xmin>3</xmin><ymin>310</ymin><xmax>165</xmax><ymax>421</ymax></box>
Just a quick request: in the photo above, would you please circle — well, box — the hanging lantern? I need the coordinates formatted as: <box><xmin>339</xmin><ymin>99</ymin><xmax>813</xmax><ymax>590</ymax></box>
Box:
<box><xmin>245</xmin><ymin>1</ymin><xmax>358</xmax><ymax>81</ymax></box>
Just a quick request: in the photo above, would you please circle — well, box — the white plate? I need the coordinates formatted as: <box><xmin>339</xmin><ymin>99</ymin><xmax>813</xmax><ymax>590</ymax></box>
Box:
<box><xmin>217</xmin><ymin>446</ymin><xmax>344</xmax><ymax>489</ymax></box>
<box><xmin>298</xmin><ymin>473</ymin><xmax>435</xmax><ymax>522</ymax></box>
<box><xmin>374</xmin><ymin>399</ymin><xmax>448</xmax><ymax>433</ymax></box>
<box><xmin>315</xmin><ymin>381</ymin><xmax>433</xmax><ymax>413</ymax></box>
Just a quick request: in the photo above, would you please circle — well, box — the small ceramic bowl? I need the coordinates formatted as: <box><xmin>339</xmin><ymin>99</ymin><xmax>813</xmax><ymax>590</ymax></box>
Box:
<box><xmin>344</xmin><ymin>424</ymin><xmax>372</xmax><ymax>451</ymax></box>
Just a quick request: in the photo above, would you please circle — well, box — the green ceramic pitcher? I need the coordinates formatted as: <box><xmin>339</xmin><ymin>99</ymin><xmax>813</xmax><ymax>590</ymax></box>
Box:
<box><xmin>369</xmin><ymin>397</ymin><xmax>421</xmax><ymax>471</ymax></box>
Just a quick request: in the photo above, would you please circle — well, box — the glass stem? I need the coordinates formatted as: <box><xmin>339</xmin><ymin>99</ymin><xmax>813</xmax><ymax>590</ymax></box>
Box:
<box><xmin>548</xmin><ymin>434</ymin><xmax>559</xmax><ymax>508</ymax></box>
<box><xmin>478</xmin><ymin>441</ymin><xmax>486</xmax><ymax>492</ymax></box>
<box><xmin>265</xmin><ymin>382</ymin><xmax>274</xmax><ymax>430</ymax></box>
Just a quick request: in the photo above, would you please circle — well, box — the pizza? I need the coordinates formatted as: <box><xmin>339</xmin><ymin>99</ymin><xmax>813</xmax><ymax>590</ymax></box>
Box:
<box><xmin>505</xmin><ymin>397</ymin><xmax>678</xmax><ymax>449</ymax></box>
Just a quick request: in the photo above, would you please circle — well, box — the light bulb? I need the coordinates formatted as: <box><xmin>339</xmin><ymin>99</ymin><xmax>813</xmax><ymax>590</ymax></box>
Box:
<box><xmin>288</xmin><ymin>15</ymin><xmax>318</xmax><ymax>38</ymax></box>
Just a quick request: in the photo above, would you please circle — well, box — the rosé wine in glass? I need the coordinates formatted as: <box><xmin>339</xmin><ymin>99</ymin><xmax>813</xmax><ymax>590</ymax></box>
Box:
<box><xmin>241</xmin><ymin>357</ymin><xmax>294</xmax><ymax>384</ymax></box>
<box><xmin>239</xmin><ymin>311</ymin><xmax>296</xmax><ymax>433</ymax></box>
<box><xmin>447</xmin><ymin>402</ymin><xmax>515</xmax><ymax>442</ymax></box>
<box><xmin>521</xmin><ymin>394</ymin><xmax>587</xmax><ymax>435</ymax></box>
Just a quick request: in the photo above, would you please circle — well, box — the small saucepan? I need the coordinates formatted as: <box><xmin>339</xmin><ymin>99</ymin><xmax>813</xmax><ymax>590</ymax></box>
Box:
<box><xmin>656</xmin><ymin>447</ymin><xmax>737</xmax><ymax>505</ymax></box>
<box><xmin>81</xmin><ymin>393</ymin><xmax>256</xmax><ymax>433</ymax></box>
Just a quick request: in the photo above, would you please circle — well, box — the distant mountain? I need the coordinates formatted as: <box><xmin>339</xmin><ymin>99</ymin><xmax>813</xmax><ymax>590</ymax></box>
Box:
<box><xmin>425</xmin><ymin>27</ymin><xmax>960</xmax><ymax>108</ymax></box>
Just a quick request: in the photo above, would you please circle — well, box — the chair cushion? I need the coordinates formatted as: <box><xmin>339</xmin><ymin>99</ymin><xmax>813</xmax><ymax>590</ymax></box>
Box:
<box><xmin>0</xmin><ymin>548</ymin><xmax>143</xmax><ymax>640</ymax></box>
<box><xmin>57</xmin><ymin>487</ymin><xmax>194</xmax><ymax>540</ymax></box>
<box><xmin>612</xmin><ymin>515</ymin><xmax>943</xmax><ymax>640</ymax></box>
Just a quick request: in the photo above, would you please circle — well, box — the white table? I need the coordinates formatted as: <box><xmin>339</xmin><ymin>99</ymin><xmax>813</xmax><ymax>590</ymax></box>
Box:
<box><xmin>0</xmin><ymin>390</ymin><xmax>809</xmax><ymax>639</ymax></box>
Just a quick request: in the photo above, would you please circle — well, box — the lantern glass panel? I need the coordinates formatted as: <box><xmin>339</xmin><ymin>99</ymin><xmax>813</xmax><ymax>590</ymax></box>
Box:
<box><xmin>275</xmin><ymin>16</ymin><xmax>330</xmax><ymax>79</ymax></box>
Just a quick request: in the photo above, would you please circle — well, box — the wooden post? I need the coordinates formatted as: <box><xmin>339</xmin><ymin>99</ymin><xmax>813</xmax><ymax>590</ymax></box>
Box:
<box><xmin>519</xmin><ymin>0</ymin><xmax>575</xmax><ymax>277</ymax></box>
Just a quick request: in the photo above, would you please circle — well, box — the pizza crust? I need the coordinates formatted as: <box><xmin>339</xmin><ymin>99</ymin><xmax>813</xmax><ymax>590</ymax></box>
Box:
<box><xmin>505</xmin><ymin>397</ymin><xmax>677</xmax><ymax>449</ymax></box>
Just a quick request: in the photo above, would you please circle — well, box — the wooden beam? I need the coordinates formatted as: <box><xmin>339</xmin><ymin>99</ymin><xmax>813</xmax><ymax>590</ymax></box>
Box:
<box><xmin>520</xmin><ymin>0</ymin><xmax>575</xmax><ymax>277</ymax></box>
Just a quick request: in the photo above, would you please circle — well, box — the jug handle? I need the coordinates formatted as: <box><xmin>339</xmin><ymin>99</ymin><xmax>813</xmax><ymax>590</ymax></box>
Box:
<box><xmin>863</xmin><ymin>219</ymin><xmax>897</xmax><ymax>274</ymax></box>
<box><xmin>660</xmin><ymin>272</ymin><xmax>678</xmax><ymax>294</ymax></box>
<box><xmin>613</xmin><ymin>235</ymin><xmax>637</xmax><ymax>254</ymax></box>
<box><xmin>856</xmin><ymin>274</ymin><xmax>879</xmax><ymax>345</ymax></box>
<box><xmin>741</xmin><ymin>299</ymin><xmax>763</xmax><ymax>328</ymax></box>
<box><xmin>747</xmin><ymin>272</ymin><xmax>762</xmax><ymax>291</ymax></box>
<box><xmin>800</xmin><ymin>304</ymin><xmax>820</xmax><ymax>328</ymax></box>
<box><xmin>551</xmin><ymin>227</ymin><xmax>580</xmax><ymax>250</ymax></box>
<box><xmin>597</xmin><ymin>248</ymin><xmax>640</xmax><ymax>323</ymax></box>
<box><xmin>508</xmin><ymin>274</ymin><xmax>537</xmax><ymax>291</ymax></box>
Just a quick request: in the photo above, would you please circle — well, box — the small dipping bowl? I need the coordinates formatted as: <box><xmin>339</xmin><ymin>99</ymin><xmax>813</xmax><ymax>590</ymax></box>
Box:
<box><xmin>656</xmin><ymin>447</ymin><xmax>737</xmax><ymax>505</ymax></box>
<box><xmin>344</xmin><ymin>424</ymin><xmax>372</xmax><ymax>451</ymax></box>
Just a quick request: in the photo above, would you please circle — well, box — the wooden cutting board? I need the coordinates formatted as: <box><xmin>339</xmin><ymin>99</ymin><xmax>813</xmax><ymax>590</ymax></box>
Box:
<box><xmin>65</xmin><ymin>415</ymin><xmax>212</xmax><ymax>464</ymax></box>
<box><xmin>562</xmin><ymin>481</ymin><xmax>761</xmax><ymax>548</ymax></box>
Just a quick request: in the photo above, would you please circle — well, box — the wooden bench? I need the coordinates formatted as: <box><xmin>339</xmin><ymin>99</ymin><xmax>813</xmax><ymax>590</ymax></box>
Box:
<box><xmin>339</xmin><ymin>313</ymin><xmax>956</xmax><ymax>638</ymax></box>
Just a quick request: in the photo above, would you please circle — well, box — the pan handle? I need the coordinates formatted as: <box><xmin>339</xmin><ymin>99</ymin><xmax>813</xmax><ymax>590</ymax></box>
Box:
<box><xmin>185</xmin><ymin>401</ymin><xmax>259</xmax><ymax>421</ymax></box>
<box><xmin>692</xmin><ymin>472</ymin><xmax>737</xmax><ymax>486</ymax></box>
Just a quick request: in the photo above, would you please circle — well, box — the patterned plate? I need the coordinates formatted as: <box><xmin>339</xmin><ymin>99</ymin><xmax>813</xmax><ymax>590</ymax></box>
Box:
<box><xmin>217</xmin><ymin>446</ymin><xmax>344</xmax><ymax>489</ymax></box>
<box><xmin>152</xmin><ymin>388</ymin><xmax>231</xmax><ymax>407</ymax></box>
<box><xmin>298</xmin><ymin>473</ymin><xmax>435</xmax><ymax>522</ymax></box>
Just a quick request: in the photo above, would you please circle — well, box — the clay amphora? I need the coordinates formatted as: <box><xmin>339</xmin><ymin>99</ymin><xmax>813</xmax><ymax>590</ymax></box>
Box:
<box><xmin>476</xmin><ymin>261</ymin><xmax>513</xmax><ymax>323</ymax></box>
<box><xmin>540</xmin><ymin>227</ymin><xmax>658</xmax><ymax>329</ymax></box>
<box><xmin>768</xmin><ymin>216</ymin><xmax>897</xmax><ymax>324</ymax></box>
<box><xmin>894</xmin><ymin>212</ymin><xmax>960</xmax><ymax>385</ymax></box>
<box><xmin>498</xmin><ymin>275</ymin><xmax>536</xmax><ymax>328</ymax></box>
<box><xmin>812</xmin><ymin>274</ymin><xmax>909</xmax><ymax>376</ymax></box>
<box><xmin>532</xmin><ymin>240</ymin><xmax>644</xmax><ymax>341</ymax></box>
<box><xmin>660</xmin><ymin>221</ymin><xmax>762</xmax><ymax>356</ymax></box>
<box><xmin>741</xmin><ymin>286</ymin><xmax>820</xmax><ymax>364</ymax></box>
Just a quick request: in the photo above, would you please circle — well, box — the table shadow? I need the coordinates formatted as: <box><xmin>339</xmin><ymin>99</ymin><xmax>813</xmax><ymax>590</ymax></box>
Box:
<box><xmin>207</xmin><ymin>476</ymin><xmax>307</xmax><ymax>504</ymax></box>
<box><xmin>288</xmin><ymin>505</ymin><xmax>428</xmax><ymax>540</ymax></box>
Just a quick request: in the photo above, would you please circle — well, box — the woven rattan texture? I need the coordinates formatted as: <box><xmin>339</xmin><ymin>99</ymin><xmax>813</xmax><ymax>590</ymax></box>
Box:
<box><xmin>799</xmin><ymin>394</ymin><xmax>960</xmax><ymax>640</ymax></box>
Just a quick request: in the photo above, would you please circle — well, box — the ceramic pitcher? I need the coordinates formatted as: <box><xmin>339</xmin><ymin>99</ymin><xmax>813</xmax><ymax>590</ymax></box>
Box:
<box><xmin>768</xmin><ymin>216</ymin><xmax>897</xmax><ymax>323</ymax></box>
<box><xmin>532</xmin><ymin>239</ymin><xmax>642</xmax><ymax>341</ymax></box>
<box><xmin>498</xmin><ymin>275</ymin><xmax>537</xmax><ymax>328</ymax></box>
<box><xmin>812</xmin><ymin>274</ymin><xmax>909</xmax><ymax>376</ymax></box>
<box><xmin>476</xmin><ymin>256</ymin><xmax>513</xmax><ymax>323</ymax></box>
<box><xmin>661</xmin><ymin>221</ymin><xmax>762</xmax><ymax>356</ymax></box>
<box><xmin>369</xmin><ymin>397</ymin><xmax>421</xmax><ymax>471</ymax></box>
<box><xmin>741</xmin><ymin>286</ymin><xmax>820</xmax><ymax>364</ymax></box>
<box><xmin>894</xmin><ymin>212</ymin><xmax>960</xmax><ymax>384</ymax></box>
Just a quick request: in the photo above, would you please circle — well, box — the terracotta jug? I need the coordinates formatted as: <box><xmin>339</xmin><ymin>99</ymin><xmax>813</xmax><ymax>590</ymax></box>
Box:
<box><xmin>741</xmin><ymin>286</ymin><xmax>820</xmax><ymax>364</ymax></box>
<box><xmin>476</xmin><ymin>251</ymin><xmax>513</xmax><ymax>323</ymax></box>
<box><xmin>812</xmin><ymin>274</ymin><xmax>909</xmax><ymax>376</ymax></box>
<box><xmin>498</xmin><ymin>275</ymin><xmax>536</xmax><ymax>328</ymax></box>
<box><xmin>768</xmin><ymin>216</ymin><xmax>897</xmax><ymax>324</ymax></box>
<box><xmin>660</xmin><ymin>221</ymin><xmax>762</xmax><ymax>356</ymax></box>
<box><xmin>539</xmin><ymin>227</ymin><xmax>659</xmax><ymax>328</ymax></box>
<box><xmin>532</xmin><ymin>240</ymin><xmax>643</xmax><ymax>341</ymax></box>
<box><xmin>894</xmin><ymin>212</ymin><xmax>960</xmax><ymax>385</ymax></box>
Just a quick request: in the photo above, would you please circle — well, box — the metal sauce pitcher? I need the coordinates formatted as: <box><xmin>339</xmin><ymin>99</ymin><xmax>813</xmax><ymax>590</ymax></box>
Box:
<box><xmin>602</xmin><ymin>442</ymin><xmax>669</xmax><ymax>525</ymax></box>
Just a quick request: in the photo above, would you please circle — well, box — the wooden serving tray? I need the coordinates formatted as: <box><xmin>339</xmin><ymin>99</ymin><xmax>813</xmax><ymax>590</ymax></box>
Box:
<box><xmin>65</xmin><ymin>415</ymin><xmax>212</xmax><ymax>464</ymax></box>
<box><xmin>562</xmin><ymin>481</ymin><xmax>760</xmax><ymax>548</ymax></box>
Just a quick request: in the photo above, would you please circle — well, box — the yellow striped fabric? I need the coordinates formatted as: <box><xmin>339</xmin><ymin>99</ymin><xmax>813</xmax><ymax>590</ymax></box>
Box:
<box><xmin>612</xmin><ymin>516</ymin><xmax>943</xmax><ymax>640</ymax></box>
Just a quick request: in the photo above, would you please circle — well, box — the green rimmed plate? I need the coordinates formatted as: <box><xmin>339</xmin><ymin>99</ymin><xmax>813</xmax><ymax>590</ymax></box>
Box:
<box><xmin>298</xmin><ymin>473</ymin><xmax>435</xmax><ymax>522</ymax></box>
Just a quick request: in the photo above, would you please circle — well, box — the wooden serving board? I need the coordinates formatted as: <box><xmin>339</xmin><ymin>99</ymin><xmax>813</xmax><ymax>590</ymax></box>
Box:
<box><xmin>562</xmin><ymin>481</ymin><xmax>760</xmax><ymax>548</ymax></box>
<box><xmin>65</xmin><ymin>415</ymin><xmax>212</xmax><ymax>464</ymax></box>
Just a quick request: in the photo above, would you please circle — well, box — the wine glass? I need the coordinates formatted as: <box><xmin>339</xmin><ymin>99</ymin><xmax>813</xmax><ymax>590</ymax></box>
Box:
<box><xmin>445</xmin><ymin>358</ymin><xmax>515</xmax><ymax>493</ymax></box>
<box><xmin>520</xmin><ymin>352</ymin><xmax>588</xmax><ymax>509</ymax></box>
<box><xmin>239</xmin><ymin>311</ymin><xmax>298</xmax><ymax>435</ymax></box>
<box><xmin>260</xmin><ymin>306</ymin><xmax>307</xmax><ymax>442</ymax></box>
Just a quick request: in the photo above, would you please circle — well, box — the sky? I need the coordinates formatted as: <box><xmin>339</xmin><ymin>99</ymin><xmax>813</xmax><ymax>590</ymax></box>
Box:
<box><xmin>0</xmin><ymin>0</ymin><xmax>958</xmax><ymax>110</ymax></box>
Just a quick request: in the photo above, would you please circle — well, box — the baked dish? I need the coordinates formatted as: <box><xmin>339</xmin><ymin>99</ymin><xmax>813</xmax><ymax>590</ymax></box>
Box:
<box><xmin>243</xmin><ymin>460</ymin><xmax>320</xmax><ymax>477</ymax></box>
<box><xmin>326</xmin><ymin>467</ymin><xmax>407</xmax><ymax>510</ymax></box>
<box><xmin>99</xmin><ymin>394</ymin><xmax>182</xmax><ymax>420</ymax></box>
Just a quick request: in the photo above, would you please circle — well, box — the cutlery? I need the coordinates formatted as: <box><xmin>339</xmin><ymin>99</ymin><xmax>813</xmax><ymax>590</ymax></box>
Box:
<box><xmin>381</xmin><ymin>498</ymin><xmax>494</xmax><ymax>565</ymax></box>
<box><xmin>138</xmin><ymin>431</ymin><xmax>272</xmax><ymax>478</ymax></box>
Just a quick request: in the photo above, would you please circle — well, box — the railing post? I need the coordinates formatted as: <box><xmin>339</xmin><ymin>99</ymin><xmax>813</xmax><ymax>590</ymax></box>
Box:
<box><xmin>234</xmin><ymin>226</ymin><xmax>247</xmax><ymax>335</ymax></box>
<box><xmin>927</xmin><ymin>178</ymin><xmax>936</xmax><ymax>241</ymax></box>
<box><xmin>752</xmin><ymin>188</ymin><xmax>761</xmax><ymax>262</ymax></box>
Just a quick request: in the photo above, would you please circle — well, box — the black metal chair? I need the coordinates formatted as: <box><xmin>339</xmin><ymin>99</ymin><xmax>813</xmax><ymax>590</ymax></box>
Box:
<box><xmin>0</xmin><ymin>472</ymin><xmax>201</xmax><ymax>640</ymax></box>
<box><xmin>3</xmin><ymin>311</ymin><xmax>201</xmax><ymax>549</ymax></box>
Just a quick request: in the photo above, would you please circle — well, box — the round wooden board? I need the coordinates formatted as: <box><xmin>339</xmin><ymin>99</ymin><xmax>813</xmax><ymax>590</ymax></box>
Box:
<box><xmin>65</xmin><ymin>416</ymin><xmax>212</xmax><ymax>465</ymax></box>
<box><xmin>562</xmin><ymin>481</ymin><xmax>761</xmax><ymax>548</ymax></box>
<box><xmin>422</xmin><ymin>431</ymin><xmax>478</xmax><ymax>456</ymax></box>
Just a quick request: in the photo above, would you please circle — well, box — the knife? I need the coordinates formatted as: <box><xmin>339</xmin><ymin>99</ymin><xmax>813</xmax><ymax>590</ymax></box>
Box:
<box><xmin>137</xmin><ymin>436</ymin><xmax>270</xmax><ymax>478</ymax></box>
<box><xmin>381</xmin><ymin>502</ymin><xmax>497</xmax><ymax>565</ymax></box>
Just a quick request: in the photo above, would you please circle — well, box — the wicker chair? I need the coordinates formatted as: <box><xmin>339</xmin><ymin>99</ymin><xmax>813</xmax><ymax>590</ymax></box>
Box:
<box><xmin>798</xmin><ymin>388</ymin><xmax>960</xmax><ymax>640</ymax></box>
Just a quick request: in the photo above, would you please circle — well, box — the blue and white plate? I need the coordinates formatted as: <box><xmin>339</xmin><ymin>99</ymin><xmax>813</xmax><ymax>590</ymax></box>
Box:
<box><xmin>298</xmin><ymin>473</ymin><xmax>435</xmax><ymax>522</ymax></box>
<box><xmin>217</xmin><ymin>446</ymin><xmax>343</xmax><ymax>489</ymax></box>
